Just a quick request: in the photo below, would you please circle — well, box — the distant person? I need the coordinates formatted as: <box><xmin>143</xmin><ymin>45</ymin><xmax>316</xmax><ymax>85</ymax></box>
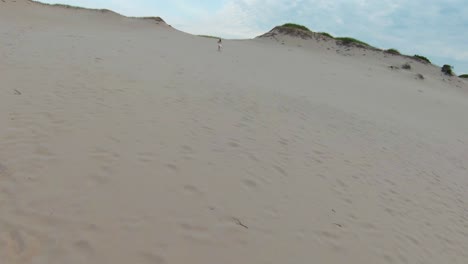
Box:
<box><xmin>217</xmin><ymin>38</ymin><xmax>223</xmax><ymax>52</ymax></box>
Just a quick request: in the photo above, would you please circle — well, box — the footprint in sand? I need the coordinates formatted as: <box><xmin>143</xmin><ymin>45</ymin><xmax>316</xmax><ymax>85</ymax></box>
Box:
<box><xmin>182</xmin><ymin>184</ymin><xmax>204</xmax><ymax>197</ymax></box>
<box><xmin>0</xmin><ymin>162</ymin><xmax>11</xmax><ymax>178</ymax></box>
<box><xmin>0</xmin><ymin>163</ymin><xmax>15</xmax><ymax>198</ymax></box>
<box><xmin>73</xmin><ymin>239</ymin><xmax>95</xmax><ymax>257</ymax></box>
<box><xmin>1</xmin><ymin>229</ymin><xmax>42</xmax><ymax>264</ymax></box>
<box><xmin>273</xmin><ymin>165</ymin><xmax>288</xmax><ymax>177</ymax></box>
<box><xmin>241</xmin><ymin>178</ymin><xmax>258</xmax><ymax>190</ymax></box>
<box><xmin>140</xmin><ymin>251</ymin><xmax>166</xmax><ymax>264</ymax></box>
<box><xmin>178</xmin><ymin>221</ymin><xmax>212</xmax><ymax>244</ymax></box>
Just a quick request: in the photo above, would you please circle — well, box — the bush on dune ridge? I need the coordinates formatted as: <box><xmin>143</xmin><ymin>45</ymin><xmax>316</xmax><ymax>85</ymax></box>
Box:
<box><xmin>335</xmin><ymin>37</ymin><xmax>370</xmax><ymax>47</ymax></box>
<box><xmin>413</xmin><ymin>55</ymin><xmax>431</xmax><ymax>64</ymax></box>
<box><xmin>459</xmin><ymin>74</ymin><xmax>468</xmax><ymax>78</ymax></box>
<box><xmin>386</xmin><ymin>48</ymin><xmax>401</xmax><ymax>55</ymax></box>
<box><xmin>281</xmin><ymin>23</ymin><xmax>311</xmax><ymax>32</ymax></box>
<box><xmin>319</xmin><ymin>32</ymin><xmax>334</xmax><ymax>38</ymax></box>
<box><xmin>442</xmin><ymin>64</ymin><xmax>454</xmax><ymax>76</ymax></box>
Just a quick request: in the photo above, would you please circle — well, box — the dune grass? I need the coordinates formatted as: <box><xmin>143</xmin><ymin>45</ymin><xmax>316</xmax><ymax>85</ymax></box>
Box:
<box><xmin>40</xmin><ymin>2</ymin><xmax>113</xmax><ymax>13</ymax></box>
<box><xmin>319</xmin><ymin>32</ymin><xmax>334</xmax><ymax>38</ymax></box>
<box><xmin>336</xmin><ymin>37</ymin><xmax>370</xmax><ymax>47</ymax></box>
<box><xmin>413</xmin><ymin>55</ymin><xmax>431</xmax><ymax>64</ymax></box>
<box><xmin>459</xmin><ymin>74</ymin><xmax>468</xmax><ymax>78</ymax></box>
<box><xmin>281</xmin><ymin>23</ymin><xmax>311</xmax><ymax>32</ymax></box>
<box><xmin>386</xmin><ymin>48</ymin><xmax>401</xmax><ymax>55</ymax></box>
<box><xmin>198</xmin><ymin>35</ymin><xmax>220</xmax><ymax>39</ymax></box>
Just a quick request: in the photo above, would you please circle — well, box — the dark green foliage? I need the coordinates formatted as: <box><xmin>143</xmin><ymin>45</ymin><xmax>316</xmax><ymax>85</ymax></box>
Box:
<box><xmin>413</xmin><ymin>55</ymin><xmax>431</xmax><ymax>64</ymax></box>
<box><xmin>386</xmin><ymin>48</ymin><xmax>401</xmax><ymax>55</ymax></box>
<box><xmin>459</xmin><ymin>74</ymin><xmax>468</xmax><ymax>78</ymax></box>
<box><xmin>281</xmin><ymin>23</ymin><xmax>311</xmax><ymax>32</ymax></box>
<box><xmin>336</xmin><ymin>37</ymin><xmax>370</xmax><ymax>47</ymax></box>
<box><xmin>319</xmin><ymin>32</ymin><xmax>334</xmax><ymax>38</ymax></box>
<box><xmin>441</xmin><ymin>64</ymin><xmax>454</xmax><ymax>76</ymax></box>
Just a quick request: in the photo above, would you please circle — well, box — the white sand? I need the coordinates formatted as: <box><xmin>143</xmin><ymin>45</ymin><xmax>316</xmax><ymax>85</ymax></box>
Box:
<box><xmin>1</xmin><ymin>1</ymin><xmax>468</xmax><ymax>263</ymax></box>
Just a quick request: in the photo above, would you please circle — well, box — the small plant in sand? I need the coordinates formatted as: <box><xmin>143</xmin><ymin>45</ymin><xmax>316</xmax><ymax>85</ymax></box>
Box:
<box><xmin>281</xmin><ymin>23</ymin><xmax>311</xmax><ymax>32</ymax></box>
<box><xmin>416</xmin><ymin>73</ymin><xmax>424</xmax><ymax>80</ymax></box>
<box><xmin>459</xmin><ymin>74</ymin><xmax>468</xmax><ymax>78</ymax></box>
<box><xmin>319</xmin><ymin>32</ymin><xmax>334</xmax><ymax>38</ymax></box>
<box><xmin>413</xmin><ymin>55</ymin><xmax>431</xmax><ymax>64</ymax></box>
<box><xmin>441</xmin><ymin>64</ymin><xmax>454</xmax><ymax>76</ymax></box>
<box><xmin>198</xmin><ymin>35</ymin><xmax>221</xmax><ymax>39</ymax></box>
<box><xmin>335</xmin><ymin>37</ymin><xmax>370</xmax><ymax>47</ymax></box>
<box><xmin>402</xmin><ymin>63</ymin><xmax>411</xmax><ymax>70</ymax></box>
<box><xmin>43</xmin><ymin>2</ymin><xmax>112</xmax><ymax>13</ymax></box>
<box><xmin>385</xmin><ymin>48</ymin><xmax>401</xmax><ymax>55</ymax></box>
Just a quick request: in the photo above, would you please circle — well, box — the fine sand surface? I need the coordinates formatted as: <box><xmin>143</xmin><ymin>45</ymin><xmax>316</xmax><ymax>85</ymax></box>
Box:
<box><xmin>1</xmin><ymin>1</ymin><xmax>468</xmax><ymax>263</ymax></box>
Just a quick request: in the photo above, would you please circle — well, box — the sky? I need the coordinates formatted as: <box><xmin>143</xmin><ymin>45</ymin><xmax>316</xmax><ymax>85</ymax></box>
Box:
<box><xmin>39</xmin><ymin>0</ymin><xmax>468</xmax><ymax>74</ymax></box>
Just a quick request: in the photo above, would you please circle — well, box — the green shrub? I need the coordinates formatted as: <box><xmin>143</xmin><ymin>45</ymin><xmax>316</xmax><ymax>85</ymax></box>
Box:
<box><xmin>386</xmin><ymin>48</ymin><xmax>401</xmax><ymax>55</ymax></box>
<box><xmin>413</xmin><ymin>55</ymin><xmax>431</xmax><ymax>64</ymax></box>
<box><xmin>336</xmin><ymin>37</ymin><xmax>370</xmax><ymax>47</ymax></box>
<box><xmin>281</xmin><ymin>23</ymin><xmax>311</xmax><ymax>32</ymax></box>
<box><xmin>319</xmin><ymin>32</ymin><xmax>334</xmax><ymax>38</ymax></box>
<box><xmin>441</xmin><ymin>64</ymin><xmax>454</xmax><ymax>76</ymax></box>
<box><xmin>458</xmin><ymin>74</ymin><xmax>468</xmax><ymax>78</ymax></box>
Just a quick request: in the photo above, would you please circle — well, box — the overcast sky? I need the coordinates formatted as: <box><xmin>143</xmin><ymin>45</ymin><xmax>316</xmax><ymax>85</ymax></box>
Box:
<box><xmin>39</xmin><ymin>0</ymin><xmax>468</xmax><ymax>74</ymax></box>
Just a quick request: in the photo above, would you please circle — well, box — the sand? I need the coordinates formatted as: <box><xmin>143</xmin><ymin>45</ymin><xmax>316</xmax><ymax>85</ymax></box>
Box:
<box><xmin>1</xmin><ymin>0</ymin><xmax>468</xmax><ymax>263</ymax></box>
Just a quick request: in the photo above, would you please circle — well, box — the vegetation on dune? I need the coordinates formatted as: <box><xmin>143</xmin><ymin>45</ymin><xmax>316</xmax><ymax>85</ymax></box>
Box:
<box><xmin>41</xmin><ymin>2</ymin><xmax>112</xmax><ymax>12</ymax></box>
<box><xmin>402</xmin><ymin>63</ymin><xmax>411</xmax><ymax>70</ymax></box>
<box><xmin>441</xmin><ymin>64</ymin><xmax>454</xmax><ymax>76</ymax></box>
<box><xmin>141</xmin><ymin>17</ymin><xmax>165</xmax><ymax>22</ymax></box>
<box><xmin>281</xmin><ymin>23</ymin><xmax>311</xmax><ymax>32</ymax></box>
<box><xmin>413</xmin><ymin>55</ymin><xmax>431</xmax><ymax>64</ymax></box>
<box><xmin>385</xmin><ymin>48</ymin><xmax>401</xmax><ymax>55</ymax></box>
<box><xmin>459</xmin><ymin>74</ymin><xmax>468</xmax><ymax>78</ymax></box>
<box><xmin>262</xmin><ymin>23</ymin><xmax>452</xmax><ymax>73</ymax></box>
<box><xmin>319</xmin><ymin>32</ymin><xmax>334</xmax><ymax>38</ymax></box>
<box><xmin>198</xmin><ymin>35</ymin><xmax>221</xmax><ymax>39</ymax></box>
<box><xmin>335</xmin><ymin>37</ymin><xmax>370</xmax><ymax>47</ymax></box>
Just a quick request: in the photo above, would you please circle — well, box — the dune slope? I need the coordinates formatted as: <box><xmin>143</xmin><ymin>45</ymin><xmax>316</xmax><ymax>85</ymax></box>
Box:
<box><xmin>1</xmin><ymin>1</ymin><xmax>468</xmax><ymax>263</ymax></box>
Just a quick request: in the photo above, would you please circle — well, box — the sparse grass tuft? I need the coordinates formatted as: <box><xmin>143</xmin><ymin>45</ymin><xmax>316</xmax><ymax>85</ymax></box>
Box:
<box><xmin>413</xmin><ymin>55</ymin><xmax>431</xmax><ymax>64</ymax></box>
<box><xmin>198</xmin><ymin>35</ymin><xmax>220</xmax><ymax>39</ymax></box>
<box><xmin>386</xmin><ymin>48</ymin><xmax>401</xmax><ymax>55</ymax></box>
<box><xmin>281</xmin><ymin>23</ymin><xmax>311</xmax><ymax>32</ymax></box>
<box><xmin>402</xmin><ymin>63</ymin><xmax>411</xmax><ymax>70</ymax></box>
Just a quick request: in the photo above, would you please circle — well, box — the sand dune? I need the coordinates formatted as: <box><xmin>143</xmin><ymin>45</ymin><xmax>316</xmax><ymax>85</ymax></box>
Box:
<box><xmin>1</xmin><ymin>0</ymin><xmax>468</xmax><ymax>263</ymax></box>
